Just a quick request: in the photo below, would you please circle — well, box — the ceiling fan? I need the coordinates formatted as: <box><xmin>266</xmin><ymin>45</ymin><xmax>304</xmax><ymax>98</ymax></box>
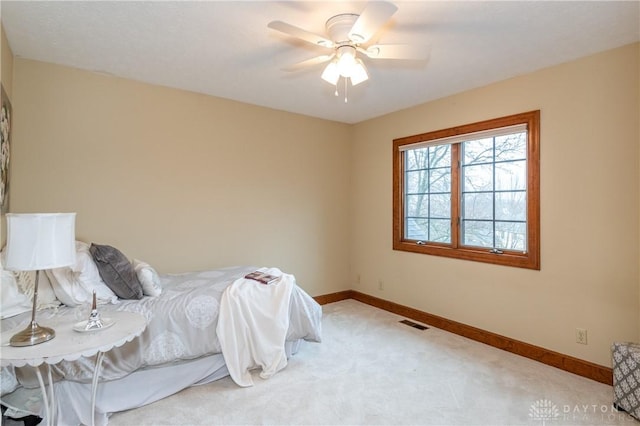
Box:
<box><xmin>268</xmin><ymin>1</ymin><xmax>426</xmax><ymax>101</ymax></box>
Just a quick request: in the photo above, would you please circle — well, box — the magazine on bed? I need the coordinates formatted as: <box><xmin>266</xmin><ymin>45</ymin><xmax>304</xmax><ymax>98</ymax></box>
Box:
<box><xmin>244</xmin><ymin>271</ymin><xmax>280</xmax><ymax>285</ymax></box>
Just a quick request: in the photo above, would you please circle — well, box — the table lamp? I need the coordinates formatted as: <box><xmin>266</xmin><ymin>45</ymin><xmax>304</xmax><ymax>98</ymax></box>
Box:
<box><xmin>4</xmin><ymin>213</ymin><xmax>76</xmax><ymax>346</ymax></box>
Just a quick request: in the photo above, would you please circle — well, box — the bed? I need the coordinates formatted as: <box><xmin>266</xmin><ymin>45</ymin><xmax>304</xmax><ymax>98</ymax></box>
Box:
<box><xmin>0</xmin><ymin>243</ymin><xmax>322</xmax><ymax>426</ymax></box>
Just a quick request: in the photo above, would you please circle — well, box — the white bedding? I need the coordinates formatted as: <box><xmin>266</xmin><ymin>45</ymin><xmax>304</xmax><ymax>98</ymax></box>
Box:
<box><xmin>0</xmin><ymin>265</ymin><xmax>322</xmax><ymax>424</ymax></box>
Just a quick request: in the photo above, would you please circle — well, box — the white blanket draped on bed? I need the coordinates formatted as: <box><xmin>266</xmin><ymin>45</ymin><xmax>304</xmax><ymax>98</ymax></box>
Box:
<box><xmin>217</xmin><ymin>267</ymin><xmax>294</xmax><ymax>387</ymax></box>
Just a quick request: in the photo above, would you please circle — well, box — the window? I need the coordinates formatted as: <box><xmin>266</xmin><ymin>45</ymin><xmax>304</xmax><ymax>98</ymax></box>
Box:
<box><xmin>393</xmin><ymin>111</ymin><xmax>540</xmax><ymax>269</ymax></box>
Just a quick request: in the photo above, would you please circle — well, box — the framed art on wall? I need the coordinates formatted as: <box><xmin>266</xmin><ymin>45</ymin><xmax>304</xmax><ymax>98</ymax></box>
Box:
<box><xmin>1</xmin><ymin>84</ymin><xmax>11</xmax><ymax>214</ymax></box>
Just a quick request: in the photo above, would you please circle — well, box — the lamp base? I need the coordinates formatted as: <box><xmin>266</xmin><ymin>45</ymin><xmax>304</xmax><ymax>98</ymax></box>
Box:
<box><xmin>10</xmin><ymin>322</ymin><xmax>56</xmax><ymax>347</ymax></box>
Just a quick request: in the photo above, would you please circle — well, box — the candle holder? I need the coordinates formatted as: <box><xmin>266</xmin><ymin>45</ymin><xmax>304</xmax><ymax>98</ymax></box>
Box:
<box><xmin>73</xmin><ymin>292</ymin><xmax>114</xmax><ymax>333</ymax></box>
<box><xmin>84</xmin><ymin>292</ymin><xmax>104</xmax><ymax>331</ymax></box>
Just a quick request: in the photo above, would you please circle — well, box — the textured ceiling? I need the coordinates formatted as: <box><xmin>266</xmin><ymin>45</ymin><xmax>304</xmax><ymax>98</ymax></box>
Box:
<box><xmin>1</xmin><ymin>1</ymin><xmax>639</xmax><ymax>124</ymax></box>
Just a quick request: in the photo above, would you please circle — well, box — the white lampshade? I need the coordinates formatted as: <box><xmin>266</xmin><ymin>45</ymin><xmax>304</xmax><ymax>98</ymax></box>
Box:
<box><xmin>5</xmin><ymin>213</ymin><xmax>76</xmax><ymax>271</ymax></box>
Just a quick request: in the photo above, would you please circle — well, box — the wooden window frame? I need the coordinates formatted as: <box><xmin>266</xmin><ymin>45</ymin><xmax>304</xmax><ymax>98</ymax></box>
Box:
<box><xmin>393</xmin><ymin>110</ymin><xmax>540</xmax><ymax>270</ymax></box>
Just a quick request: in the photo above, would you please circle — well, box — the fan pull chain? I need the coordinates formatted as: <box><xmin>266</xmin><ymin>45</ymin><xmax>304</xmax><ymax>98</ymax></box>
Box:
<box><xmin>344</xmin><ymin>78</ymin><xmax>348</xmax><ymax>103</ymax></box>
<box><xmin>333</xmin><ymin>77</ymin><xmax>351</xmax><ymax>103</ymax></box>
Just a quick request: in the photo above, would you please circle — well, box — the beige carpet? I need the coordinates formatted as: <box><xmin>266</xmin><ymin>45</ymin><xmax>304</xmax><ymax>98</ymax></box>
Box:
<box><xmin>108</xmin><ymin>300</ymin><xmax>633</xmax><ymax>425</ymax></box>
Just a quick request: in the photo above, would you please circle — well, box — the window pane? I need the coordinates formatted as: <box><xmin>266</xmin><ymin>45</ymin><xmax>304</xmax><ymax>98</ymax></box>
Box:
<box><xmin>429</xmin><ymin>219</ymin><xmax>451</xmax><ymax>243</ymax></box>
<box><xmin>463</xmin><ymin>164</ymin><xmax>493</xmax><ymax>192</ymax></box>
<box><xmin>495</xmin><ymin>191</ymin><xmax>526</xmax><ymax>221</ymax></box>
<box><xmin>461</xmin><ymin>136</ymin><xmax>528</xmax><ymax>251</ymax></box>
<box><xmin>406</xmin><ymin>194</ymin><xmax>429</xmax><ymax>217</ymax></box>
<box><xmin>495</xmin><ymin>221</ymin><xmax>527</xmax><ymax>251</ymax></box>
<box><xmin>429</xmin><ymin>168</ymin><xmax>451</xmax><ymax>193</ymax></box>
<box><xmin>463</xmin><ymin>138</ymin><xmax>493</xmax><ymax>165</ymax></box>
<box><xmin>429</xmin><ymin>144</ymin><xmax>451</xmax><ymax>168</ymax></box>
<box><xmin>406</xmin><ymin>148</ymin><xmax>428</xmax><ymax>171</ymax></box>
<box><xmin>406</xmin><ymin>170</ymin><xmax>428</xmax><ymax>194</ymax></box>
<box><xmin>495</xmin><ymin>133</ymin><xmax>526</xmax><ymax>161</ymax></box>
<box><xmin>430</xmin><ymin>193</ymin><xmax>451</xmax><ymax>218</ymax></box>
<box><xmin>404</xmin><ymin>145</ymin><xmax>452</xmax><ymax>243</ymax></box>
<box><xmin>406</xmin><ymin>218</ymin><xmax>428</xmax><ymax>240</ymax></box>
<box><xmin>463</xmin><ymin>192</ymin><xmax>493</xmax><ymax>220</ymax></box>
<box><xmin>462</xmin><ymin>220</ymin><xmax>493</xmax><ymax>248</ymax></box>
<box><xmin>406</xmin><ymin>217</ymin><xmax>451</xmax><ymax>243</ymax></box>
<box><xmin>495</xmin><ymin>160</ymin><xmax>526</xmax><ymax>191</ymax></box>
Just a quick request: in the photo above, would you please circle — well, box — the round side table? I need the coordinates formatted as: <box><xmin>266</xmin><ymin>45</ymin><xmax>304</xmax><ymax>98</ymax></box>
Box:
<box><xmin>1</xmin><ymin>310</ymin><xmax>146</xmax><ymax>426</ymax></box>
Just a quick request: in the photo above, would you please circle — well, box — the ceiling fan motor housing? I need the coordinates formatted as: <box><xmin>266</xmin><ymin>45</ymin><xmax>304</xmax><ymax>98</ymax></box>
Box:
<box><xmin>325</xmin><ymin>14</ymin><xmax>361</xmax><ymax>45</ymax></box>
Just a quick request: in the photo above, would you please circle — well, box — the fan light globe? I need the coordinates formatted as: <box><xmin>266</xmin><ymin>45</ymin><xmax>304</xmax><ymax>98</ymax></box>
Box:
<box><xmin>336</xmin><ymin>46</ymin><xmax>357</xmax><ymax>77</ymax></box>
<box><xmin>321</xmin><ymin>60</ymin><xmax>340</xmax><ymax>85</ymax></box>
<box><xmin>350</xmin><ymin>59</ymin><xmax>369</xmax><ymax>86</ymax></box>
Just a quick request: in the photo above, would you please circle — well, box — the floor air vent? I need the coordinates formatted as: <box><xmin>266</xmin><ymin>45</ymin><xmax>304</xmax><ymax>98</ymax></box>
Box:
<box><xmin>399</xmin><ymin>319</ymin><xmax>429</xmax><ymax>330</ymax></box>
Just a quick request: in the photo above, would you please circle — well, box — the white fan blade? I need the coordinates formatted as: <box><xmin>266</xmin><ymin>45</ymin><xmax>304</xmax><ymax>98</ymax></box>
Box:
<box><xmin>282</xmin><ymin>55</ymin><xmax>334</xmax><ymax>72</ymax></box>
<box><xmin>348</xmin><ymin>1</ymin><xmax>398</xmax><ymax>44</ymax></box>
<box><xmin>361</xmin><ymin>44</ymin><xmax>429</xmax><ymax>61</ymax></box>
<box><xmin>268</xmin><ymin>21</ymin><xmax>334</xmax><ymax>48</ymax></box>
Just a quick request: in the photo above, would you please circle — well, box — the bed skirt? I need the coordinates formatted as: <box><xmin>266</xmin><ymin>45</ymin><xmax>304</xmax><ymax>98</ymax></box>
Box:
<box><xmin>3</xmin><ymin>340</ymin><xmax>302</xmax><ymax>425</ymax></box>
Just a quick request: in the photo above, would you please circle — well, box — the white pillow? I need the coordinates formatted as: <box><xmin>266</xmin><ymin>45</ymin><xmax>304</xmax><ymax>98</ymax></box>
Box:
<box><xmin>0</xmin><ymin>268</ymin><xmax>32</xmax><ymax>319</ymax></box>
<box><xmin>1</xmin><ymin>248</ymin><xmax>61</xmax><ymax>311</ymax></box>
<box><xmin>15</xmin><ymin>270</ymin><xmax>62</xmax><ymax>310</ymax></box>
<box><xmin>46</xmin><ymin>241</ymin><xmax>118</xmax><ymax>306</ymax></box>
<box><xmin>133</xmin><ymin>259</ymin><xmax>162</xmax><ymax>297</ymax></box>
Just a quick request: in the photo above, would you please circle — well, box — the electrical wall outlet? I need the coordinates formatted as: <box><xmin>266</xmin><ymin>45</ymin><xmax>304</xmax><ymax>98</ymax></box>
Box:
<box><xmin>378</xmin><ymin>280</ymin><xmax>384</xmax><ymax>291</ymax></box>
<box><xmin>576</xmin><ymin>328</ymin><xmax>588</xmax><ymax>345</ymax></box>
<box><xmin>356</xmin><ymin>274</ymin><xmax>360</xmax><ymax>284</ymax></box>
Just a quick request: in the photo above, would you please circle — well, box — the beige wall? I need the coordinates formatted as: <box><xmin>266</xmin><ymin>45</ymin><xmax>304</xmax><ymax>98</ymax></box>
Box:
<box><xmin>1</xmin><ymin>25</ymin><xmax>14</xmax><ymax>98</ymax></box>
<box><xmin>350</xmin><ymin>43</ymin><xmax>640</xmax><ymax>367</ymax></box>
<box><xmin>10</xmin><ymin>58</ymin><xmax>351</xmax><ymax>297</ymax></box>
<box><xmin>7</xmin><ymin>38</ymin><xmax>639</xmax><ymax>368</ymax></box>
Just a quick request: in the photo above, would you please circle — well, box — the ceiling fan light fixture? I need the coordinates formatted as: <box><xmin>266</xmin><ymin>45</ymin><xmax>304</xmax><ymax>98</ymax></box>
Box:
<box><xmin>350</xmin><ymin>59</ymin><xmax>369</xmax><ymax>86</ymax></box>
<box><xmin>269</xmin><ymin>1</ymin><xmax>408</xmax><ymax>99</ymax></box>
<box><xmin>321</xmin><ymin>60</ymin><xmax>340</xmax><ymax>85</ymax></box>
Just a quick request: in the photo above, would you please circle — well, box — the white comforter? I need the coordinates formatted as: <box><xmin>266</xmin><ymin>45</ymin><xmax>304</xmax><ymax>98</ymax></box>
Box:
<box><xmin>1</xmin><ymin>266</ymin><xmax>322</xmax><ymax>389</ymax></box>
